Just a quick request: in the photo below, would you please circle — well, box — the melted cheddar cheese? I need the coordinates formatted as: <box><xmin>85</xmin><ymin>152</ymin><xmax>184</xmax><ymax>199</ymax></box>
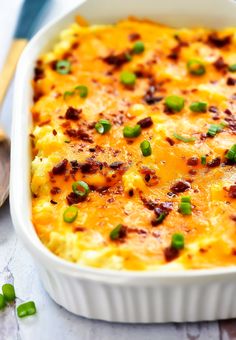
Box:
<box><xmin>31</xmin><ymin>18</ymin><xmax>236</xmax><ymax>271</ymax></box>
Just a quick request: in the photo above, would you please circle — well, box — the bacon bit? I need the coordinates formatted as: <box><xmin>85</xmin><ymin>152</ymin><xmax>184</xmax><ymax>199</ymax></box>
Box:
<box><xmin>165</xmin><ymin>137</ymin><xmax>175</xmax><ymax>146</ymax></box>
<box><xmin>109</xmin><ymin>161</ymin><xmax>124</xmax><ymax>170</ymax></box>
<box><xmin>66</xmin><ymin>128</ymin><xmax>93</xmax><ymax>143</ymax></box>
<box><xmin>73</xmin><ymin>226</ymin><xmax>85</xmax><ymax>232</ymax></box>
<box><xmin>34</xmin><ymin>67</ymin><xmax>44</xmax><ymax>81</ymax></box>
<box><xmin>50</xmin><ymin>186</ymin><xmax>61</xmax><ymax>195</ymax></box>
<box><xmin>137</xmin><ymin>117</ymin><xmax>153</xmax><ymax>128</ymax></box>
<box><xmin>224</xmin><ymin>109</ymin><xmax>232</xmax><ymax>116</ymax></box>
<box><xmin>29</xmin><ymin>133</ymin><xmax>35</xmax><ymax>139</ymax></box>
<box><xmin>227</xmin><ymin>77</ymin><xmax>236</xmax><ymax>86</ymax></box>
<box><xmin>229</xmin><ymin>185</ymin><xmax>236</xmax><ymax>198</ymax></box>
<box><xmin>140</xmin><ymin>167</ymin><xmax>159</xmax><ymax>186</ymax></box>
<box><xmin>65</xmin><ymin>107</ymin><xmax>82</xmax><ymax>121</ymax></box>
<box><xmin>103</xmin><ymin>52</ymin><xmax>130</xmax><ymax>68</ymax></box>
<box><xmin>70</xmin><ymin>160</ymin><xmax>79</xmax><ymax>174</ymax></box>
<box><xmin>80</xmin><ymin>158</ymin><xmax>104</xmax><ymax>174</ymax></box>
<box><xmin>199</xmin><ymin>248</ymin><xmax>207</xmax><ymax>253</ymax></box>
<box><xmin>52</xmin><ymin>159</ymin><xmax>68</xmax><ymax>175</ymax></box>
<box><xmin>225</xmin><ymin>115</ymin><xmax>236</xmax><ymax>132</ymax></box>
<box><xmin>128</xmin><ymin>32</ymin><xmax>141</xmax><ymax>41</ymax></box>
<box><xmin>230</xmin><ymin>214</ymin><xmax>236</xmax><ymax>222</ymax></box>
<box><xmin>213</xmin><ymin>56</ymin><xmax>228</xmax><ymax>72</ymax></box>
<box><xmin>52</xmin><ymin>129</ymin><xmax>57</xmax><ymax>136</ymax></box>
<box><xmin>127</xmin><ymin>227</ymin><xmax>147</xmax><ymax>235</ymax></box>
<box><xmin>128</xmin><ymin>189</ymin><xmax>134</xmax><ymax>197</ymax></box>
<box><xmin>66</xmin><ymin>192</ymin><xmax>85</xmax><ymax>205</ymax></box>
<box><xmin>140</xmin><ymin>196</ymin><xmax>158</xmax><ymax>210</ymax></box>
<box><xmin>208</xmin><ymin>32</ymin><xmax>232</xmax><ymax>48</ymax></box>
<box><xmin>208</xmin><ymin>106</ymin><xmax>219</xmax><ymax>113</ymax></box>
<box><xmin>50</xmin><ymin>199</ymin><xmax>57</xmax><ymax>204</ymax></box>
<box><xmin>144</xmin><ymin>93</ymin><xmax>163</xmax><ymax>105</ymax></box>
<box><xmin>189</xmin><ymin>169</ymin><xmax>197</xmax><ymax>175</ymax></box>
<box><xmin>164</xmin><ymin>246</ymin><xmax>179</xmax><ymax>262</ymax></box>
<box><xmin>187</xmin><ymin>157</ymin><xmax>199</xmax><ymax>166</ymax></box>
<box><xmin>207</xmin><ymin>157</ymin><xmax>221</xmax><ymax>168</ymax></box>
<box><xmin>39</xmin><ymin>119</ymin><xmax>51</xmax><ymax>127</ymax></box>
<box><xmin>170</xmin><ymin>180</ymin><xmax>191</xmax><ymax>194</ymax></box>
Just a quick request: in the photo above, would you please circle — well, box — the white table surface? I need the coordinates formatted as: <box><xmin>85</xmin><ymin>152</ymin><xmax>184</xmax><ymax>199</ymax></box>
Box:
<box><xmin>0</xmin><ymin>1</ymin><xmax>230</xmax><ymax>339</ymax></box>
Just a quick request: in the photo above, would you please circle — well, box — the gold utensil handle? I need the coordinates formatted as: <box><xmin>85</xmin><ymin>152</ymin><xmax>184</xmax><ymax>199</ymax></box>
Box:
<box><xmin>0</xmin><ymin>39</ymin><xmax>28</xmax><ymax>106</ymax></box>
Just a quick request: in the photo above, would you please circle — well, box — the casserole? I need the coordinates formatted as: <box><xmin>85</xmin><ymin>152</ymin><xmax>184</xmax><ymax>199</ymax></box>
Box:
<box><xmin>11</xmin><ymin>0</ymin><xmax>236</xmax><ymax>322</ymax></box>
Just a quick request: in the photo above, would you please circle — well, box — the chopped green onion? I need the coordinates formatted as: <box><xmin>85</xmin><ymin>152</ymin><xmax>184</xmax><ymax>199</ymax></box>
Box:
<box><xmin>120</xmin><ymin>71</ymin><xmax>136</xmax><ymax>86</ymax></box>
<box><xmin>123</xmin><ymin>124</ymin><xmax>141</xmax><ymax>138</ymax></box>
<box><xmin>181</xmin><ymin>196</ymin><xmax>191</xmax><ymax>203</ymax></box>
<box><xmin>190</xmin><ymin>101</ymin><xmax>207</xmax><ymax>113</ymax></box>
<box><xmin>0</xmin><ymin>294</ymin><xmax>6</xmax><ymax>310</ymax></box>
<box><xmin>125</xmin><ymin>53</ymin><xmax>132</xmax><ymax>61</ymax></box>
<box><xmin>187</xmin><ymin>59</ymin><xmax>206</xmax><ymax>76</ymax></box>
<box><xmin>95</xmin><ymin>119</ymin><xmax>112</xmax><ymax>134</ymax></box>
<box><xmin>226</xmin><ymin>144</ymin><xmax>236</xmax><ymax>162</ymax></box>
<box><xmin>229</xmin><ymin>64</ymin><xmax>236</xmax><ymax>72</ymax></box>
<box><xmin>207</xmin><ymin>124</ymin><xmax>223</xmax><ymax>137</ymax></box>
<box><xmin>63</xmin><ymin>91</ymin><xmax>74</xmax><ymax>99</ymax></box>
<box><xmin>201</xmin><ymin>156</ymin><xmax>207</xmax><ymax>165</ymax></box>
<box><xmin>17</xmin><ymin>301</ymin><xmax>37</xmax><ymax>318</ymax></box>
<box><xmin>72</xmin><ymin>181</ymin><xmax>90</xmax><ymax>197</ymax></box>
<box><xmin>165</xmin><ymin>95</ymin><xmax>185</xmax><ymax>112</ymax></box>
<box><xmin>140</xmin><ymin>140</ymin><xmax>152</xmax><ymax>157</ymax></box>
<box><xmin>173</xmin><ymin>133</ymin><xmax>196</xmax><ymax>143</ymax></box>
<box><xmin>110</xmin><ymin>224</ymin><xmax>123</xmax><ymax>240</ymax></box>
<box><xmin>2</xmin><ymin>284</ymin><xmax>16</xmax><ymax>302</ymax></box>
<box><xmin>63</xmin><ymin>206</ymin><xmax>78</xmax><ymax>223</ymax></box>
<box><xmin>171</xmin><ymin>233</ymin><xmax>185</xmax><ymax>250</ymax></box>
<box><xmin>154</xmin><ymin>212</ymin><xmax>167</xmax><ymax>225</ymax></box>
<box><xmin>56</xmin><ymin>60</ymin><xmax>71</xmax><ymax>75</ymax></box>
<box><xmin>74</xmin><ymin>85</ymin><xmax>88</xmax><ymax>98</ymax></box>
<box><xmin>179</xmin><ymin>196</ymin><xmax>192</xmax><ymax>215</ymax></box>
<box><xmin>132</xmin><ymin>41</ymin><xmax>145</xmax><ymax>54</ymax></box>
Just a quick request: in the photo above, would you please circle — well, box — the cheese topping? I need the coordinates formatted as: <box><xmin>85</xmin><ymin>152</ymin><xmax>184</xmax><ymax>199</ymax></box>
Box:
<box><xmin>31</xmin><ymin>18</ymin><xmax>236</xmax><ymax>271</ymax></box>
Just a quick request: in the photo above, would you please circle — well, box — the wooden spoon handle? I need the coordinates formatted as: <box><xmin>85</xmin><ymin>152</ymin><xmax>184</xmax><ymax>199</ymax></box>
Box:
<box><xmin>0</xmin><ymin>39</ymin><xmax>28</xmax><ymax>106</ymax></box>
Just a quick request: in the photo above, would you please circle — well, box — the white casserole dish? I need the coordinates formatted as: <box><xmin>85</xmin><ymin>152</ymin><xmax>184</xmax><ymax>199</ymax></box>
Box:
<box><xmin>10</xmin><ymin>0</ymin><xmax>236</xmax><ymax>323</ymax></box>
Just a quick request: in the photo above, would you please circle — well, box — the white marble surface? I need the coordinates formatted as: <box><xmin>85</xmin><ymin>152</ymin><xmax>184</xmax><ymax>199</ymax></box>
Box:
<box><xmin>0</xmin><ymin>1</ymin><xmax>225</xmax><ymax>339</ymax></box>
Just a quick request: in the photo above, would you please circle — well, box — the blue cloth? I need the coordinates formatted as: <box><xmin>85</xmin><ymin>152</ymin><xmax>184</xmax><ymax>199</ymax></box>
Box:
<box><xmin>14</xmin><ymin>0</ymin><xmax>50</xmax><ymax>39</ymax></box>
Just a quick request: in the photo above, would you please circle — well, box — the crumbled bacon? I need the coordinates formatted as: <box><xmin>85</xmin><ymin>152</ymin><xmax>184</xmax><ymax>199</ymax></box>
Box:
<box><xmin>52</xmin><ymin>159</ymin><xmax>68</xmax><ymax>175</ymax></box>
<box><xmin>50</xmin><ymin>186</ymin><xmax>61</xmax><ymax>195</ymax></box>
<box><xmin>137</xmin><ymin>117</ymin><xmax>153</xmax><ymax>128</ymax></box>
<box><xmin>80</xmin><ymin>159</ymin><xmax>104</xmax><ymax>174</ymax></box>
<box><xmin>209</xmin><ymin>106</ymin><xmax>219</xmax><ymax>113</ymax></box>
<box><xmin>227</xmin><ymin>77</ymin><xmax>236</xmax><ymax>86</ymax></box>
<box><xmin>170</xmin><ymin>180</ymin><xmax>191</xmax><ymax>194</ymax></box>
<box><xmin>65</xmin><ymin>107</ymin><xmax>82</xmax><ymax>120</ymax></box>
<box><xmin>109</xmin><ymin>161</ymin><xmax>124</xmax><ymax>170</ymax></box>
<box><xmin>187</xmin><ymin>157</ymin><xmax>199</xmax><ymax>166</ymax></box>
<box><xmin>66</xmin><ymin>128</ymin><xmax>93</xmax><ymax>142</ymax></box>
<box><xmin>66</xmin><ymin>192</ymin><xmax>85</xmax><ymax>205</ymax></box>
<box><xmin>144</xmin><ymin>93</ymin><xmax>163</xmax><ymax>105</ymax></box>
<box><xmin>166</xmin><ymin>137</ymin><xmax>175</xmax><ymax>146</ymax></box>
<box><xmin>225</xmin><ymin>116</ymin><xmax>236</xmax><ymax>133</ymax></box>
<box><xmin>103</xmin><ymin>52</ymin><xmax>129</xmax><ymax>67</ymax></box>
<box><xmin>164</xmin><ymin>246</ymin><xmax>179</xmax><ymax>262</ymax></box>
<box><xmin>50</xmin><ymin>199</ymin><xmax>57</xmax><ymax>205</ymax></box>
<box><xmin>207</xmin><ymin>157</ymin><xmax>221</xmax><ymax>168</ymax></box>
<box><xmin>213</xmin><ymin>56</ymin><xmax>228</xmax><ymax>72</ymax></box>
<box><xmin>208</xmin><ymin>32</ymin><xmax>232</xmax><ymax>48</ymax></box>
<box><xmin>128</xmin><ymin>32</ymin><xmax>141</xmax><ymax>41</ymax></box>
<box><xmin>70</xmin><ymin>160</ymin><xmax>79</xmax><ymax>174</ymax></box>
<box><xmin>229</xmin><ymin>185</ymin><xmax>236</xmax><ymax>198</ymax></box>
<box><xmin>34</xmin><ymin>67</ymin><xmax>44</xmax><ymax>81</ymax></box>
